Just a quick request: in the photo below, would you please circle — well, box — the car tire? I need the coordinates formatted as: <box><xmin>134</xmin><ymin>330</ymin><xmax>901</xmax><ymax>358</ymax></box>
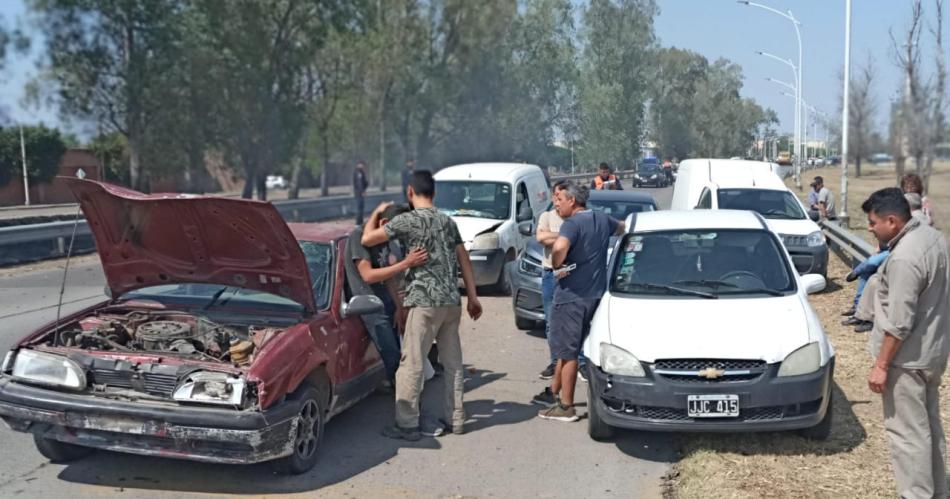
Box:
<box><xmin>275</xmin><ymin>385</ymin><xmax>327</xmax><ymax>475</ymax></box>
<box><xmin>515</xmin><ymin>315</ymin><xmax>536</xmax><ymax>331</ymax></box>
<box><xmin>798</xmin><ymin>392</ymin><xmax>833</xmax><ymax>441</ymax></box>
<box><xmin>33</xmin><ymin>434</ymin><xmax>93</xmax><ymax>463</ymax></box>
<box><xmin>587</xmin><ymin>380</ymin><xmax>615</xmax><ymax>441</ymax></box>
<box><xmin>492</xmin><ymin>260</ymin><xmax>514</xmax><ymax>296</ymax></box>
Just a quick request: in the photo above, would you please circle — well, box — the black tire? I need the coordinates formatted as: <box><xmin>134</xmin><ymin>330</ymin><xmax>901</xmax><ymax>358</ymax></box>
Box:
<box><xmin>515</xmin><ymin>315</ymin><xmax>537</xmax><ymax>331</ymax></box>
<box><xmin>492</xmin><ymin>259</ymin><xmax>514</xmax><ymax>296</ymax></box>
<box><xmin>275</xmin><ymin>385</ymin><xmax>327</xmax><ymax>474</ymax></box>
<box><xmin>799</xmin><ymin>392</ymin><xmax>833</xmax><ymax>441</ymax></box>
<box><xmin>33</xmin><ymin>434</ymin><xmax>93</xmax><ymax>463</ymax></box>
<box><xmin>587</xmin><ymin>381</ymin><xmax>615</xmax><ymax>441</ymax></box>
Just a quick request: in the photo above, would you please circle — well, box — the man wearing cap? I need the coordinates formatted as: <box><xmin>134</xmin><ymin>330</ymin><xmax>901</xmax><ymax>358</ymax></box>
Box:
<box><xmin>809</xmin><ymin>176</ymin><xmax>836</xmax><ymax>221</ymax></box>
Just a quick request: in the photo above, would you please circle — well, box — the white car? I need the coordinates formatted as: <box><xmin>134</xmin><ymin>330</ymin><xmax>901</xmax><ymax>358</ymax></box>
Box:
<box><xmin>584</xmin><ymin>209</ymin><xmax>834</xmax><ymax>441</ymax></box>
<box><xmin>266</xmin><ymin>175</ymin><xmax>289</xmax><ymax>189</ymax></box>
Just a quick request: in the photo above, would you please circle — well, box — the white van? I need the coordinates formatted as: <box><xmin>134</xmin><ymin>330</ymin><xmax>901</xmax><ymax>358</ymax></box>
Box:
<box><xmin>433</xmin><ymin>163</ymin><xmax>550</xmax><ymax>293</ymax></box>
<box><xmin>670</xmin><ymin>159</ymin><xmax>828</xmax><ymax>277</ymax></box>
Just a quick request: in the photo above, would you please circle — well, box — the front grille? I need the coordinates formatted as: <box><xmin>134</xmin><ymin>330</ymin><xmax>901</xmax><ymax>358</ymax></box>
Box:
<box><xmin>89</xmin><ymin>369</ymin><xmax>179</xmax><ymax>398</ymax></box>
<box><xmin>655</xmin><ymin>359</ymin><xmax>766</xmax><ymax>371</ymax></box>
<box><xmin>780</xmin><ymin>234</ymin><xmax>807</xmax><ymax>247</ymax></box>
<box><xmin>661</xmin><ymin>372</ymin><xmax>763</xmax><ymax>384</ymax></box>
<box><xmin>653</xmin><ymin>359</ymin><xmax>768</xmax><ymax>384</ymax></box>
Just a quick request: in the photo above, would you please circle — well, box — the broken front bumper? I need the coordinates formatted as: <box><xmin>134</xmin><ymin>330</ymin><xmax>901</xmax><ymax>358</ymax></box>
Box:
<box><xmin>0</xmin><ymin>377</ymin><xmax>299</xmax><ymax>465</ymax></box>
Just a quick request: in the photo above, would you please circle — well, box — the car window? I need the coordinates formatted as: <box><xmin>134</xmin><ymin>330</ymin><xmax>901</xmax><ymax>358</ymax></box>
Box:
<box><xmin>299</xmin><ymin>241</ymin><xmax>334</xmax><ymax>310</ymax></box>
<box><xmin>516</xmin><ymin>182</ymin><xmax>533</xmax><ymax>222</ymax></box>
<box><xmin>696</xmin><ymin>189</ymin><xmax>712</xmax><ymax>209</ymax></box>
<box><xmin>435</xmin><ymin>181</ymin><xmax>512</xmax><ymax>220</ymax></box>
<box><xmin>611</xmin><ymin>229</ymin><xmax>796</xmax><ymax>298</ymax></box>
<box><xmin>716</xmin><ymin>189</ymin><xmax>806</xmax><ymax>220</ymax></box>
<box><xmin>588</xmin><ymin>199</ymin><xmax>654</xmax><ymax>221</ymax></box>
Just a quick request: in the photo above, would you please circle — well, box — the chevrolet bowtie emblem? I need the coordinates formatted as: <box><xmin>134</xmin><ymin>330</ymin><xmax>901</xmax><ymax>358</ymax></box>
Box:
<box><xmin>698</xmin><ymin>367</ymin><xmax>725</xmax><ymax>379</ymax></box>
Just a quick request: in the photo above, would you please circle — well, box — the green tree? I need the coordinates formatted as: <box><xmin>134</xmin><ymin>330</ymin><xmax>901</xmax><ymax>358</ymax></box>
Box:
<box><xmin>0</xmin><ymin>125</ymin><xmax>67</xmax><ymax>187</ymax></box>
<box><xmin>649</xmin><ymin>48</ymin><xmax>706</xmax><ymax>160</ymax></box>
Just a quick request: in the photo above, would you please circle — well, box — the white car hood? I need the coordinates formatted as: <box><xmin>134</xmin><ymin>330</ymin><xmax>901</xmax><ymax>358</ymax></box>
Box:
<box><xmin>602</xmin><ymin>294</ymin><xmax>810</xmax><ymax>363</ymax></box>
<box><xmin>450</xmin><ymin>216</ymin><xmax>504</xmax><ymax>243</ymax></box>
<box><xmin>764</xmin><ymin>218</ymin><xmax>820</xmax><ymax>236</ymax></box>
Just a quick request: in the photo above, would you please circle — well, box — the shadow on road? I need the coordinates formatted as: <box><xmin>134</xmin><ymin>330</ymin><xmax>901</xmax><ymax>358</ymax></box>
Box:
<box><xmin>53</xmin><ymin>367</ymin><xmax>517</xmax><ymax>495</ymax></box>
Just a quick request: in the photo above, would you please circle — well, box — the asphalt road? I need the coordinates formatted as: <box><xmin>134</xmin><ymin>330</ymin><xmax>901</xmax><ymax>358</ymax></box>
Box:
<box><xmin>0</xmin><ymin>185</ymin><xmax>674</xmax><ymax>498</ymax></box>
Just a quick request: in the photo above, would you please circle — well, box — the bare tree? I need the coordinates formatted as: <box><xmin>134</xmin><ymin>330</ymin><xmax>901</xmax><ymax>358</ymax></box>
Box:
<box><xmin>924</xmin><ymin>0</ymin><xmax>946</xmax><ymax>191</ymax></box>
<box><xmin>891</xmin><ymin>0</ymin><xmax>925</xmax><ymax>183</ymax></box>
<box><xmin>848</xmin><ymin>56</ymin><xmax>877</xmax><ymax>178</ymax></box>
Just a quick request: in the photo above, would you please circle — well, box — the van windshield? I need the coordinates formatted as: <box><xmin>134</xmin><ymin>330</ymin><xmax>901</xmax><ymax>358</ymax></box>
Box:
<box><xmin>716</xmin><ymin>189</ymin><xmax>806</xmax><ymax>220</ymax></box>
<box><xmin>435</xmin><ymin>181</ymin><xmax>511</xmax><ymax>220</ymax></box>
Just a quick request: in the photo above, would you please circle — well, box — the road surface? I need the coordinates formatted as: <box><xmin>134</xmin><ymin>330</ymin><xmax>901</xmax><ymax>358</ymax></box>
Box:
<box><xmin>0</xmin><ymin>186</ymin><xmax>674</xmax><ymax>498</ymax></box>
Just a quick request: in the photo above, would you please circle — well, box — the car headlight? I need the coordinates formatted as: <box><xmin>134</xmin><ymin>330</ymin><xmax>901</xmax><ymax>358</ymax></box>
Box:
<box><xmin>806</xmin><ymin>231</ymin><xmax>825</xmax><ymax>247</ymax></box>
<box><xmin>11</xmin><ymin>349</ymin><xmax>86</xmax><ymax>390</ymax></box>
<box><xmin>471</xmin><ymin>232</ymin><xmax>500</xmax><ymax>250</ymax></box>
<box><xmin>600</xmin><ymin>343</ymin><xmax>646</xmax><ymax>377</ymax></box>
<box><xmin>650</xmin><ymin>174</ymin><xmax>657</xmax><ymax>179</ymax></box>
<box><xmin>777</xmin><ymin>342</ymin><xmax>821</xmax><ymax>377</ymax></box>
<box><xmin>1</xmin><ymin>350</ymin><xmax>13</xmax><ymax>373</ymax></box>
<box><xmin>173</xmin><ymin>371</ymin><xmax>246</xmax><ymax>406</ymax></box>
<box><xmin>634</xmin><ymin>174</ymin><xmax>642</xmax><ymax>179</ymax></box>
<box><xmin>518</xmin><ymin>255</ymin><xmax>543</xmax><ymax>277</ymax></box>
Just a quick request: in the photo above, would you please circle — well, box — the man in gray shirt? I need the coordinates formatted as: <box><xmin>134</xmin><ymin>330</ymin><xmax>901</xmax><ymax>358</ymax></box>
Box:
<box><xmin>809</xmin><ymin>176</ymin><xmax>836</xmax><ymax>220</ymax></box>
<box><xmin>863</xmin><ymin>187</ymin><xmax>950</xmax><ymax>499</ymax></box>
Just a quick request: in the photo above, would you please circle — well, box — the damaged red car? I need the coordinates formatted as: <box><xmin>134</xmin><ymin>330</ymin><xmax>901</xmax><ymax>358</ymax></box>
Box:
<box><xmin>0</xmin><ymin>179</ymin><xmax>388</xmax><ymax>474</ymax></box>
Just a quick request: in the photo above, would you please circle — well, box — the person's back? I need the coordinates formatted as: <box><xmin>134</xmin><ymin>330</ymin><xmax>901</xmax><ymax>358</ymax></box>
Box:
<box><xmin>555</xmin><ymin>210</ymin><xmax>616</xmax><ymax>304</ymax></box>
<box><xmin>386</xmin><ymin>208</ymin><xmax>461</xmax><ymax>308</ymax></box>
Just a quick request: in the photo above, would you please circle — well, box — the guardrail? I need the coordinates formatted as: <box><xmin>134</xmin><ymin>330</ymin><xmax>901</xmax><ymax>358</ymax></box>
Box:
<box><xmin>821</xmin><ymin>220</ymin><xmax>873</xmax><ymax>267</ymax></box>
<box><xmin>0</xmin><ymin>191</ymin><xmax>403</xmax><ymax>266</ymax></box>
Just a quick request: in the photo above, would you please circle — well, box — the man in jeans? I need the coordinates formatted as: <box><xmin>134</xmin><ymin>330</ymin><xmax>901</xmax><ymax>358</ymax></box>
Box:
<box><xmin>362</xmin><ymin>170</ymin><xmax>483</xmax><ymax>440</ymax></box>
<box><xmin>353</xmin><ymin>160</ymin><xmax>369</xmax><ymax>225</ymax></box>
<box><xmin>538</xmin><ymin>181</ymin><xmax>624</xmax><ymax>422</ymax></box>
<box><xmin>535</xmin><ymin>181</ymin><xmax>565</xmax><ymax>382</ymax></box>
<box><xmin>863</xmin><ymin>188</ymin><xmax>950</xmax><ymax>498</ymax></box>
<box><xmin>344</xmin><ymin>204</ymin><xmax>428</xmax><ymax>385</ymax></box>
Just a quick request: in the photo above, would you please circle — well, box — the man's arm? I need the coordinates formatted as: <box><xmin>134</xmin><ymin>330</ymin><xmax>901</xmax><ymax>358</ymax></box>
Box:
<box><xmin>867</xmin><ymin>258</ymin><xmax>924</xmax><ymax>393</ymax></box>
<box><xmin>615</xmin><ymin>220</ymin><xmax>626</xmax><ymax>235</ymax></box>
<box><xmin>361</xmin><ymin>202</ymin><xmax>394</xmax><ymax>247</ymax></box>
<box><xmin>536</xmin><ymin>229</ymin><xmax>559</xmax><ymax>246</ymax></box>
<box><xmin>869</xmin><ymin>334</ymin><xmax>903</xmax><ymax>394</ymax></box>
<box><xmin>552</xmin><ymin>236</ymin><xmax>571</xmax><ymax>268</ymax></box>
<box><xmin>456</xmin><ymin>245</ymin><xmax>483</xmax><ymax>320</ymax></box>
<box><xmin>356</xmin><ymin>248</ymin><xmax>427</xmax><ymax>285</ymax></box>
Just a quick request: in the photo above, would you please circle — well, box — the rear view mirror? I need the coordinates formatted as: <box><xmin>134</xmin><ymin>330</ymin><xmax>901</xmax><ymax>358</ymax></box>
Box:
<box><xmin>518</xmin><ymin>221</ymin><xmax>533</xmax><ymax>236</ymax></box>
<box><xmin>801</xmin><ymin>274</ymin><xmax>826</xmax><ymax>295</ymax></box>
<box><xmin>344</xmin><ymin>295</ymin><xmax>384</xmax><ymax>317</ymax></box>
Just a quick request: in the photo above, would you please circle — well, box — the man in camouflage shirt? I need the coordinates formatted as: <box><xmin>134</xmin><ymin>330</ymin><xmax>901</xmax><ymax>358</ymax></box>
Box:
<box><xmin>362</xmin><ymin>170</ymin><xmax>483</xmax><ymax>440</ymax></box>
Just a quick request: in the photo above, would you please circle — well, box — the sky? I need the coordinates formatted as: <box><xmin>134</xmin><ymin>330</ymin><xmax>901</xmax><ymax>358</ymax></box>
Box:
<box><xmin>0</xmin><ymin>0</ymin><xmax>945</xmax><ymax>139</ymax></box>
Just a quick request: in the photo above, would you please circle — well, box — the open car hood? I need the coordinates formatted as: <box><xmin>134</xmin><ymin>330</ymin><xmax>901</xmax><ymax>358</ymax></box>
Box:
<box><xmin>65</xmin><ymin>178</ymin><xmax>316</xmax><ymax>313</ymax></box>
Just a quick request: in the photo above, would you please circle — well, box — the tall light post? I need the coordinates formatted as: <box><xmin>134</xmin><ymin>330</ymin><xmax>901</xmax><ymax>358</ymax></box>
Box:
<box><xmin>19</xmin><ymin>125</ymin><xmax>30</xmax><ymax>206</ymax></box>
<box><xmin>758</xmin><ymin>50</ymin><xmax>801</xmax><ymax>184</ymax></box>
<box><xmin>742</xmin><ymin>1</ymin><xmax>803</xmax><ymax>189</ymax></box>
<box><xmin>840</xmin><ymin>0</ymin><xmax>852</xmax><ymax>223</ymax></box>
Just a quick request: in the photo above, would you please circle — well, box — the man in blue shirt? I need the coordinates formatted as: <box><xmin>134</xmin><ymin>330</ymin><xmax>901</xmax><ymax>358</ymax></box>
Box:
<box><xmin>538</xmin><ymin>181</ymin><xmax>625</xmax><ymax>422</ymax></box>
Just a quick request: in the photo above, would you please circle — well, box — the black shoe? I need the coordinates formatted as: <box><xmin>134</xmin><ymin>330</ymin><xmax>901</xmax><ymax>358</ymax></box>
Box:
<box><xmin>845</xmin><ymin>271</ymin><xmax>859</xmax><ymax>282</ymax></box>
<box><xmin>841</xmin><ymin>316</ymin><xmax>863</xmax><ymax>326</ymax></box>
<box><xmin>438</xmin><ymin>418</ymin><xmax>465</xmax><ymax>435</ymax></box>
<box><xmin>841</xmin><ymin>307</ymin><xmax>856</xmax><ymax>317</ymax></box>
<box><xmin>532</xmin><ymin>387</ymin><xmax>557</xmax><ymax>406</ymax></box>
<box><xmin>854</xmin><ymin>321</ymin><xmax>873</xmax><ymax>333</ymax></box>
<box><xmin>539</xmin><ymin>363</ymin><xmax>556</xmax><ymax>380</ymax></box>
<box><xmin>381</xmin><ymin>425</ymin><xmax>421</xmax><ymax>441</ymax></box>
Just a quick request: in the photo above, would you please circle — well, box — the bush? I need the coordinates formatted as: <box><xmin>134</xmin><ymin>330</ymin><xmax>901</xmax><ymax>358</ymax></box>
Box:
<box><xmin>0</xmin><ymin>125</ymin><xmax>68</xmax><ymax>187</ymax></box>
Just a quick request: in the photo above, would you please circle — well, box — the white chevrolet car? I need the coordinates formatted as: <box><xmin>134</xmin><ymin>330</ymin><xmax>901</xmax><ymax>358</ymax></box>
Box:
<box><xmin>584</xmin><ymin>210</ymin><xmax>834</xmax><ymax>440</ymax></box>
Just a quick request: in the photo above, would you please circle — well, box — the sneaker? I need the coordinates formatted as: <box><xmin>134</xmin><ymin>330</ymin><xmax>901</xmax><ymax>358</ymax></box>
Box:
<box><xmin>841</xmin><ymin>307</ymin><xmax>856</xmax><ymax>317</ymax></box>
<box><xmin>538</xmin><ymin>403</ymin><xmax>579</xmax><ymax>422</ymax></box>
<box><xmin>381</xmin><ymin>425</ymin><xmax>421</xmax><ymax>441</ymax></box>
<box><xmin>578</xmin><ymin>368</ymin><xmax>588</xmax><ymax>383</ymax></box>
<box><xmin>539</xmin><ymin>363</ymin><xmax>556</xmax><ymax>380</ymax></box>
<box><xmin>841</xmin><ymin>316</ymin><xmax>863</xmax><ymax>326</ymax></box>
<box><xmin>532</xmin><ymin>387</ymin><xmax>557</xmax><ymax>406</ymax></box>
<box><xmin>420</xmin><ymin>418</ymin><xmax>445</xmax><ymax>437</ymax></box>
<box><xmin>854</xmin><ymin>321</ymin><xmax>873</xmax><ymax>333</ymax></box>
<box><xmin>438</xmin><ymin>418</ymin><xmax>465</xmax><ymax>435</ymax></box>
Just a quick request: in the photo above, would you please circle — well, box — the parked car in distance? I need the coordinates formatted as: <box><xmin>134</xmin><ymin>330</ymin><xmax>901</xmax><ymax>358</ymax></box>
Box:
<box><xmin>433</xmin><ymin>163</ymin><xmax>550</xmax><ymax>294</ymax></box>
<box><xmin>266</xmin><ymin>175</ymin><xmax>289</xmax><ymax>189</ymax></box>
<box><xmin>585</xmin><ymin>210</ymin><xmax>834</xmax><ymax>441</ymax></box>
<box><xmin>633</xmin><ymin>162</ymin><xmax>669</xmax><ymax>188</ymax></box>
<box><xmin>0</xmin><ymin>179</ymin><xmax>388</xmax><ymax>474</ymax></box>
<box><xmin>776</xmin><ymin>151</ymin><xmax>792</xmax><ymax>165</ymax></box>
<box><xmin>870</xmin><ymin>153</ymin><xmax>893</xmax><ymax>164</ymax></box>
<box><xmin>671</xmin><ymin>158</ymin><xmax>828</xmax><ymax>277</ymax></box>
<box><xmin>510</xmin><ymin>190</ymin><xmax>658</xmax><ymax>330</ymax></box>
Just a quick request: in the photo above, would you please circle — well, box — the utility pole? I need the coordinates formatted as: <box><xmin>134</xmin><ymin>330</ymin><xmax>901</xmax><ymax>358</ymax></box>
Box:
<box><xmin>840</xmin><ymin>0</ymin><xmax>852</xmax><ymax>224</ymax></box>
<box><xmin>19</xmin><ymin>125</ymin><xmax>30</xmax><ymax>206</ymax></box>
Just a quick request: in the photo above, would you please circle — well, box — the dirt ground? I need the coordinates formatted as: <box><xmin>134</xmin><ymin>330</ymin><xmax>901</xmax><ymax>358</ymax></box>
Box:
<box><xmin>667</xmin><ymin>161</ymin><xmax>950</xmax><ymax>499</ymax></box>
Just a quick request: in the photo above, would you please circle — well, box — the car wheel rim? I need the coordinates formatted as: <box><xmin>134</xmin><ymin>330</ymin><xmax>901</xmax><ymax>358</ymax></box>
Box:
<box><xmin>295</xmin><ymin>399</ymin><xmax>320</xmax><ymax>460</ymax></box>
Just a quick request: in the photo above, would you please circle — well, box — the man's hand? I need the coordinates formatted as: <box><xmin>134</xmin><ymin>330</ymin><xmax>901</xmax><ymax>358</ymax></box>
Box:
<box><xmin>402</xmin><ymin>247</ymin><xmax>429</xmax><ymax>269</ymax></box>
<box><xmin>467</xmin><ymin>297</ymin><xmax>483</xmax><ymax>320</ymax></box>
<box><xmin>372</xmin><ymin>201</ymin><xmax>393</xmax><ymax>218</ymax></box>
<box><xmin>868</xmin><ymin>364</ymin><xmax>888</xmax><ymax>394</ymax></box>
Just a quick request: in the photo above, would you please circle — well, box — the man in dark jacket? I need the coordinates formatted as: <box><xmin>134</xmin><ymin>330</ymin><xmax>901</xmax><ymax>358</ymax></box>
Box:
<box><xmin>353</xmin><ymin>160</ymin><xmax>369</xmax><ymax>225</ymax></box>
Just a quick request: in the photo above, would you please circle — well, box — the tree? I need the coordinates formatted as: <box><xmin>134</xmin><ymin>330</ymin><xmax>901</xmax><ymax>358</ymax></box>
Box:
<box><xmin>847</xmin><ymin>57</ymin><xmax>877</xmax><ymax>177</ymax></box>
<box><xmin>0</xmin><ymin>125</ymin><xmax>67</xmax><ymax>187</ymax></box>
<box><xmin>650</xmin><ymin>48</ymin><xmax>707</xmax><ymax>160</ymax></box>
<box><xmin>30</xmin><ymin>0</ymin><xmax>187</xmax><ymax>192</ymax></box>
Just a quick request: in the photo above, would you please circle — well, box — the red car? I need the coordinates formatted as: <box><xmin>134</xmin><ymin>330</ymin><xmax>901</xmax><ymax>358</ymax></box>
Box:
<box><xmin>0</xmin><ymin>179</ymin><xmax>388</xmax><ymax>474</ymax></box>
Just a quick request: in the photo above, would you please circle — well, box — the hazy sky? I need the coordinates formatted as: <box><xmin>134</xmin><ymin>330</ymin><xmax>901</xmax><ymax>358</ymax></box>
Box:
<box><xmin>1</xmin><ymin>0</ymin><xmax>946</xmax><ymax>139</ymax></box>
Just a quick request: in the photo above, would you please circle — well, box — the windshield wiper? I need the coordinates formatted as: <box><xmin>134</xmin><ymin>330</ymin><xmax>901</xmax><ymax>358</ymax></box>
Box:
<box><xmin>202</xmin><ymin>286</ymin><xmax>231</xmax><ymax>310</ymax></box>
<box><xmin>624</xmin><ymin>282</ymin><xmax>717</xmax><ymax>299</ymax></box>
<box><xmin>674</xmin><ymin>279</ymin><xmax>740</xmax><ymax>289</ymax></box>
<box><xmin>719</xmin><ymin>287</ymin><xmax>786</xmax><ymax>297</ymax></box>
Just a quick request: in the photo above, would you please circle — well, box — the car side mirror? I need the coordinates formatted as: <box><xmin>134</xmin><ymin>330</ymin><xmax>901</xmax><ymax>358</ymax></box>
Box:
<box><xmin>344</xmin><ymin>295</ymin><xmax>385</xmax><ymax>317</ymax></box>
<box><xmin>518</xmin><ymin>221</ymin><xmax>533</xmax><ymax>236</ymax></box>
<box><xmin>801</xmin><ymin>274</ymin><xmax>826</xmax><ymax>294</ymax></box>
<box><xmin>808</xmin><ymin>210</ymin><xmax>820</xmax><ymax>222</ymax></box>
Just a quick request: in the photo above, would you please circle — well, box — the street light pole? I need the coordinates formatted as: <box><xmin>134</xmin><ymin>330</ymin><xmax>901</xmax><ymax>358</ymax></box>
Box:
<box><xmin>19</xmin><ymin>125</ymin><xmax>30</xmax><ymax>206</ymax></box>
<box><xmin>840</xmin><ymin>0</ymin><xmax>852</xmax><ymax>223</ymax></box>
<box><xmin>742</xmin><ymin>1</ymin><xmax>803</xmax><ymax>189</ymax></box>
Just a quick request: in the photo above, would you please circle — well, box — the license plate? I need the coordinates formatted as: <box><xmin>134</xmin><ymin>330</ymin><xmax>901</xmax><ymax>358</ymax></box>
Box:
<box><xmin>687</xmin><ymin>394</ymin><xmax>739</xmax><ymax>418</ymax></box>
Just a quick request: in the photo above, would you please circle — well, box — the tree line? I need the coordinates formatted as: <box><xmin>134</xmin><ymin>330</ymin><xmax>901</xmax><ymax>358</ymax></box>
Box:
<box><xmin>4</xmin><ymin>0</ymin><xmax>775</xmax><ymax>199</ymax></box>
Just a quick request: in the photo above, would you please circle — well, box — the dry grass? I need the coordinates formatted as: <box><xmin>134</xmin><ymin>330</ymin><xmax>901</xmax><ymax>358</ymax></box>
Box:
<box><xmin>667</xmin><ymin>162</ymin><xmax>950</xmax><ymax>499</ymax></box>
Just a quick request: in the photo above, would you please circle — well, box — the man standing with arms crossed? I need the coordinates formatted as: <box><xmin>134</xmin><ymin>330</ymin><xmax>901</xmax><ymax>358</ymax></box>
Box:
<box><xmin>363</xmin><ymin>170</ymin><xmax>483</xmax><ymax>440</ymax></box>
<box><xmin>534</xmin><ymin>181</ymin><xmax>565</xmax><ymax>386</ymax></box>
<box><xmin>539</xmin><ymin>181</ymin><xmax>624</xmax><ymax>422</ymax></box>
<box><xmin>864</xmin><ymin>188</ymin><xmax>950</xmax><ymax>499</ymax></box>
